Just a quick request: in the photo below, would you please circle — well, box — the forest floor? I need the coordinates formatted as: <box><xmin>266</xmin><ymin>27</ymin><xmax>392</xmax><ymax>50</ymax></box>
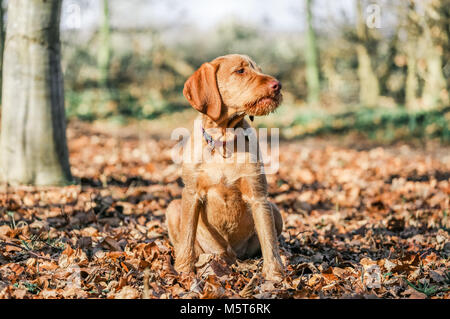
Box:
<box><xmin>0</xmin><ymin>120</ymin><xmax>449</xmax><ymax>299</ymax></box>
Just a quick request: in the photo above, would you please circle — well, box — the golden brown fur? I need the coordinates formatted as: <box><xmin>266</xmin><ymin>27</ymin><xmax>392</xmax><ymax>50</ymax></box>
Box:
<box><xmin>166</xmin><ymin>54</ymin><xmax>284</xmax><ymax>281</ymax></box>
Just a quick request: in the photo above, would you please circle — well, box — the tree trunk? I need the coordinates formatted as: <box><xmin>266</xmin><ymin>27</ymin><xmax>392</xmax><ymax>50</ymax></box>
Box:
<box><xmin>305</xmin><ymin>0</ymin><xmax>320</xmax><ymax>105</ymax></box>
<box><xmin>0</xmin><ymin>0</ymin><xmax>72</xmax><ymax>186</ymax></box>
<box><xmin>98</xmin><ymin>0</ymin><xmax>111</xmax><ymax>87</ymax></box>
<box><xmin>356</xmin><ymin>0</ymin><xmax>380</xmax><ymax>107</ymax></box>
<box><xmin>421</xmin><ymin>43</ymin><xmax>446</xmax><ymax>109</ymax></box>
<box><xmin>420</xmin><ymin>0</ymin><xmax>447</xmax><ymax>109</ymax></box>
<box><xmin>405</xmin><ymin>1</ymin><xmax>420</xmax><ymax>110</ymax></box>
<box><xmin>0</xmin><ymin>1</ymin><xmax>5</xmax><ymax>104</ymax></box>
<box><xmin>405</xmin><ymin>48</ymin><xmax>419</xmax><ymax>109</ymax></box>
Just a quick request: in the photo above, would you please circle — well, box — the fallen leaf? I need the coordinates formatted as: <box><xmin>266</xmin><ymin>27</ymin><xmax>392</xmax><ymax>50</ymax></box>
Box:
<box><xmin>114</xmin><ymin>285</ymin><xmax>140</xmax><ymax>299</ymax></box>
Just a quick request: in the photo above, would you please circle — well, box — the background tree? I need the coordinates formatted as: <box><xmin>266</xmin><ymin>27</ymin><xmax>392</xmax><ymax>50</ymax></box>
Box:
<box><xmin>98</xmin><ymin>0</ymin><xmax>111</xmax><ymax>87</ymax></box>
<box><xmin>355</xmin><ymin>0</ymin><xmax>380</xmax><ymax>107</ymax></box>
<box><xmin>419</xmin><ymin>0</ymin><xmax>448</xmax><ymax>109</ymax></box>
<box><xmin>0</xmin><ymin>0</ymin><xmax>5</xmax><ymax>104</ymax></box>
<box><xmin>305</xmin><ymin>0</ymin><xmax>320</xmax><ymax>104</ymax></box>
<box><xmin>0</xmin><ymin>0</ymin><xmax>72</xmax><ymax>186</ymax></box>
<box><xmin>403</xmin><ymin>0</ymin><xmax>421</xmax><ymax>109</ymax></box>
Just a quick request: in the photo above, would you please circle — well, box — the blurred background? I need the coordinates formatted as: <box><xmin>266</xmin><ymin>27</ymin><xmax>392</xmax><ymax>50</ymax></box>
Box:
<box><xmin>12</xmin><ymin>0</ymin><xmax>450</xmax><ymax>141</ymax></box>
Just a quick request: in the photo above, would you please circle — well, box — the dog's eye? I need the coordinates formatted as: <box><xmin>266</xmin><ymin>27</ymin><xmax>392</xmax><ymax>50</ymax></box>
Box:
<box><xmin>235</xmin><ymin>68</ymin><xmax>245</xmax><ymax>74</ymax></box>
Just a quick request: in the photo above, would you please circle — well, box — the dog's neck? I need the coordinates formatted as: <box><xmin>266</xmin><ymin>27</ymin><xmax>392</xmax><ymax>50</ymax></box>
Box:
<box><xmin>202</xmin><ymin>112</ymin><xmax>247</xmax><ymax>131</ymax></box>
<box><xmin>200</xmin><ymin>112</ymin><xmax>248</xmax><ymax>157</ymax></box>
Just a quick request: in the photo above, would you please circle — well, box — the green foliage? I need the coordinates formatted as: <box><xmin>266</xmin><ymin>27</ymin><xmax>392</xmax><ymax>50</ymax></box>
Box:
<box><xmin>13</xmin><ymin>282</ymin><xmax>41</xmax><ymax>295</ymax></box>
<box><xmin>283</xmin><ymin>106</ymin><xmax>450</xmax><ymax>142</ymax></box>
<box><xmin>65</xmin><ymin>88</ymin><xmax>187</xmax><ymax>123</ymax></box>
<box><xmin>404</xmin><ymin>277</ymin><xmax>450</xmax><ymax>298</ymax></box>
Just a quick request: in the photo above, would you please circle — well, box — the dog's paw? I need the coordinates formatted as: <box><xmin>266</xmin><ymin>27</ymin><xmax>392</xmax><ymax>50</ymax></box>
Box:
<box><xmin>262</xmin><ymin>264</ymin><xmax>284</xmax><ymax>282</ymax></box>
<box><xmin>174</xmin><ymin>258</ymin><xmax>195</xmax><ymax>274</ymax></box>
<box><xmin>263</xmin><ymin>270</ymin><xmax>284</xmax><ymax>282</ymax></box>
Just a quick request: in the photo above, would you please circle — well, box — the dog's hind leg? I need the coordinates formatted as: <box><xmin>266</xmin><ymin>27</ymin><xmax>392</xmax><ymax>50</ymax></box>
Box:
<box><xmin>196</xmin><ymin>214</ymin><xmax>237</xmax><ymax>264</ymax></box>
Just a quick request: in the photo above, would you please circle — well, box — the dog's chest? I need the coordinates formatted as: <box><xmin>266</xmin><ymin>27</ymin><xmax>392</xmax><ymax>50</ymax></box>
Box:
<box><xmin>195</xmin><ymin>162</ymin><xmax>255</xmax><ymax>242</ymax></box>
<box><xmin>182</xmin><ymin>132</ymin><xmax>262</xmax><ymax>195</ymax></box>
<box><xmin>194</xmin><ymin>159</ymin><xmax>257</xmax><ymax>189</ymax></box>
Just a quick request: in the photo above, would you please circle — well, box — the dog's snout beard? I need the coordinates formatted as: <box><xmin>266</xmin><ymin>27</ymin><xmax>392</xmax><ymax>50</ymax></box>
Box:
<box><xmin>244</xmin><ymin>92</ymin><xmax>283</xmax><ymax>116</ymax></box>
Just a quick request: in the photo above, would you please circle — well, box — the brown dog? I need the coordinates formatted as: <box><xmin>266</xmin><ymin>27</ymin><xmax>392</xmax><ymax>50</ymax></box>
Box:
<box><xmin>166</xmin><ymin>54</ymin><xmax>284</xmax><ymax>281</ymax></box>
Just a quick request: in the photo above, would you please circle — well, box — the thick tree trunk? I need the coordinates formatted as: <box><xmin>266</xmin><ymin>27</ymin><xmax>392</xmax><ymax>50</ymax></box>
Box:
<box><xmin>0</xmin><ymin>0</ymin><xmax>72</xmax><ymax>186</ymax></box>
<box><xmin>0</xmin><ymin>1</ymin><xmax>5</xmax><ymax>104</ymax></box>
<box><xmin>98</xmin><ymin>0</ymin><xmax>111</xmax><ymax>87</ymax></box>
<box><xmin>421</xmin><ymin>42</ymin><xmax>446</xmax><ymax>109</ymax></box>
<box><xmin>356</xmin><ymin>0</ymin><xmax>379</xmax><ymax>107</ymax></box>
<box><xmin>420</xmin><ymin>0</ymin><xmax>447</xmax><ymax>109</ymax></box>
<box><xmin>305</xmin><ymin>0</ymin><xmax>320</xmax><ymax>105</ymax></box>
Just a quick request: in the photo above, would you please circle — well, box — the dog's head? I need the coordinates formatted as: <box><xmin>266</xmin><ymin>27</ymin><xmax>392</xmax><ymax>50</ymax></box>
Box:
<box><xmin>183</xmin><ymin>54</ymin><xmax>282</xmax><ymax>123</ymax></box>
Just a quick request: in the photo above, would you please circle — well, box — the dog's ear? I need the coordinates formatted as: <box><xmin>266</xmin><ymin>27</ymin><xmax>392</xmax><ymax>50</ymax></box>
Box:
<box><xmin>183</xmin><ymin>62</ymin><xmax>222</xmax><ymax>121</ymax></box>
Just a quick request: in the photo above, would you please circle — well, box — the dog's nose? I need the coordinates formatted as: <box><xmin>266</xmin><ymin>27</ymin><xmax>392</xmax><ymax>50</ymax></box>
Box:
<box><xmin>269</xmin><ymin>80</ymin><xmax>282</xmax><ymax>92</ymax></box>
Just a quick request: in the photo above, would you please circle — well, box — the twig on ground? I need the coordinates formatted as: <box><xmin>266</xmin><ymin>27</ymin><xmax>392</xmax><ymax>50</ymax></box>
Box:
<box><xmin>0</xmin><ymin>240</ymin><xmax>57</xmax><ymax>262</ymax></box>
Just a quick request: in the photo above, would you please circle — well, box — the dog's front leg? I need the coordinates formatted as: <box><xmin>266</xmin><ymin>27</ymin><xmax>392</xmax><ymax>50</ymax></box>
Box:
<box><xmin>174</xmin><ymin>190</ymin><xmax>203</xmax><ymax>273</ymax></box>
<box><xmin>240</xmin><ymin>179</ymin><xmax>284</xmax><ymax>281</ymax></box>
<box><xmin>249</xmin><ymin>199</ymin><xmax>284</xmax><ymax>281</ymax></box>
